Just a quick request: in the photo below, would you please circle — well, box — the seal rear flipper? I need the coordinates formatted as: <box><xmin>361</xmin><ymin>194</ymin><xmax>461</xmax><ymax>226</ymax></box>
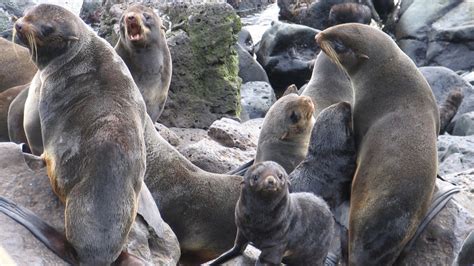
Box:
<box><xmin>227</xmin><ymin>159</ymin><xmax>254</xmax><ymax>176</ymax></box>
<box><xmin>0</xmin><ymin>196</ymin><xmax>78</xmax><ymax>265</ymax></box>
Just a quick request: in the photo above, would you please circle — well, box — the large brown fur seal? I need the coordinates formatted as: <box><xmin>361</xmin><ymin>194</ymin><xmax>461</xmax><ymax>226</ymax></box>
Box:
<box><xmin>255</xmin><ymin>93</ymin><xmax>315</xmax><ymax>174</ymax></box>
<box><xmin>316</xmin><ymin>23</ymin><xmax>439</xmax><ymax>265</ymax></box>
<box><xmin>14</xmin><ymin>4</ymin><xmax>147</xmax><ymax>264</ymax></box>
<box><xmin>211</xmin><ymin>161</ymin><xmax>334</xmax><ymax>266</ymax></box>
<box><xmin>115</xmin><ymin>4</ymin><xmax>172</xmax><ymax>122</ymax></box>
<box><xmin>0</xmin><ymin>38</ymin><xmax>37</xmax><ymax>92</ymax></box>
<box><xmin>301</xmin><ymin>51</ymin><xmax>352</xmax><ymax>118</ymax></box>
<box><xmin>0</xmin><ymin>84</ymin><xmax>27</xmax><ymax>141</ymax></box>
<box><xmin>143</xmin><ymin>116</ymin><xmax>242</xmax><ymax>264</ymax></box>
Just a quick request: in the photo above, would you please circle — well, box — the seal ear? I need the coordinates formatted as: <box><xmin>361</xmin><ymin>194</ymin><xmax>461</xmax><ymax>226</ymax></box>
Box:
<box><xmin>66</xmin><ymin>36</ymin><xmax>79</xmax><ymax>41</ymax></box>
<box><xmin>283</xmin><ymin>84</ymin><xmax>299</xmax><ymax>96</ymax></box>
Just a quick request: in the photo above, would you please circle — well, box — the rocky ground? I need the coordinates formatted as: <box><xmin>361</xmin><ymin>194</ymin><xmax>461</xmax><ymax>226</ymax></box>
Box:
<box><xmin>0</xmin><ymin>0</ymin><xmax>473</xmax><ymax>264</ymax></box>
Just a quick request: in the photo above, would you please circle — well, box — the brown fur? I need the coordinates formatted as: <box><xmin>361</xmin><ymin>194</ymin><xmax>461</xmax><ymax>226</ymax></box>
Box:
<box><xmin>317</xmin><ymin>24</ymin><xmax>439</xmax><ymax>265</ymax></box>
<box><xmin>0</xmin><ymin>84</ymin><xmax>26</xmax><ymax>141</ymax></box>
<box><xmin>0</xmin><ymin>38</ymin><xmax>37</xmax><ymax>92</ymax></box>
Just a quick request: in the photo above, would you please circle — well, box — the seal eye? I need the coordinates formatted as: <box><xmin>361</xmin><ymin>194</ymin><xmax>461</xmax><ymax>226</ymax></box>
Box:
<box><xmin>41</xmin><ymin>24</ymin><xmax>54</xmax><ymax>37</ymax></box>
<box><xmin>333</xmin><ymin>40</ymin><xmax>348</xmax><ymax>54</ymax></box>
<box><xmin>290</xmin><ymin>111</ymin><xmax>300</xmax><ymax>124</ymax></box>
<box><xmin>277</xmin><ymin>173</ymin><xmax>283</xmax><ymax>180</ymax></box>
<box><xmin>253</xmin><ymin>175</ymin><xmax>259</xmax><ymax>182</ymax></box>
<box><xmin>143</xmin><ymin>13</ymin><xmax>151</xmax><ymax>20</ymax></box>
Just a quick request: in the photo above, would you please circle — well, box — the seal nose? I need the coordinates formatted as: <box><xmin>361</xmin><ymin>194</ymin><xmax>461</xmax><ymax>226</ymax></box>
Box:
<box><xmin>315</xmin><ymin>32</ymin><xmax>323</xmax><ymax>46</ymax></box>
<box><xmin>265</xmin><ymin>176</ymin><xmax>276</xmax><ymax>186</ymax></box>
<box><xmin>15</xmin><ymin>21</ymin><xmax>23</xmax><ymax>33</ymax></box>
<box><xmin>126</xmin><ymin>14</ymin><xmax>136</xmax><ymax>23</ymax></box>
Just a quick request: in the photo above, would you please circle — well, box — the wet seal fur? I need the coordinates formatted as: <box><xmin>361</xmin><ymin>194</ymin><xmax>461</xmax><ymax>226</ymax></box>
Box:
<box><xmin>143</xmin><ymin>116</ymin><xmax>242</xmax><ymax>264</ymax></box>
<box><xmin>115</xmin><ymin>4</ymin><xmax>172</xmax><ymax>122</ymax></box>
<box><xmin>290</xmin><ymin>101</ymin><xmax>356</xmax><ymax>264</ymax></box>
<box><xmin>255</xmin><ymin>93</ymin><xmax>316</xmax><ymax>174</ymax></box>
<box><xmin>14</xmin><ymin>4</ymin><xmax>147</xmax><ymax>264</ymax></box>
<box><xmin>211</xmin><ymin>161</ymin><xmax>334</xmax><ymax>265</ymax></box>
<box><xmin>316</xmin><ymin>23</ymin><xmax>439</xmax><ymax>265</ymax></box>
<box><xmin>301</xmin><ymin>51</ymin><xmax>352</xmax><ymax>118</ymax></box>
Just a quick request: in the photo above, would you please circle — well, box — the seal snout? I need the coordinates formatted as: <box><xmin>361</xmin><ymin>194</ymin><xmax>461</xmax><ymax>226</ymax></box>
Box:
<box><xmin>300</xmin><ymin>96</ymin><xmax>315</xmax><ymax>118</ymax></box>
<box><xmin>264</xmin><ymin>175</ymin><xmax>277</xmax><ymax>190</ymax></box>
<box><xmin>124</xmin><ymin>12</ymin><xmax>143</xmax><ymax>41</ymax></box>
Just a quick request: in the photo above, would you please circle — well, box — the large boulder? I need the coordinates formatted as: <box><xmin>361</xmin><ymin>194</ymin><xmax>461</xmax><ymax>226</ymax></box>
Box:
<box><xmin>396</xmin><ymin>0</ymin><xmax>474</xmax><ymax>71</ymax></box>
<box><xmin>438</xmin><ymin>135</ymin><xmax>474</xmax><ymax>175</ymax></box>
<box><xmin>255</xmin><ymin>21</ymin><xmax>320</xmax><ymax>96</ymax></box>
<box><xmin>419</xmin><ymin>66</ymin><xmax>474</xmax><ymax>133</ymax></box>
<box><xmin>0</xmin><ymin>142</ymin><xmax>180</xmax><ymax>265</ymax></box>
<box><xmin>158</xmin><ymin>3</ymin><xmax>242</xmax><ymax>128</ymax></box>
<box><xmin>240</xmin><ymin>81</ymin><xmax>276</xmax><ymax>120</ymax></box>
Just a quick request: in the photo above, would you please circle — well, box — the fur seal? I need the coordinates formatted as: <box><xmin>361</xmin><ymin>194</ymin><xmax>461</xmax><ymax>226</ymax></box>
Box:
<box><xmin>329</xmin><ymin>3</ymin><xmax>372</xmax><ymax>26</ymax></box>
<box><xmin>143</xmin><ymin>116</ymin><xmax>242</xmax><ymax>264</ymax></box>
<box><xmin>255</xmin><ymin>93</ymin><xmax>315</xmax><ymax>174</ymax></box>
<box><xmin>14</xmin><ymin>4</ymin><xmax>147</xmax><ymax>264</ymax></box>
<box><xmin>455</xmin><ymin>231</ymin><xmax>474</xmax><ymax>266</ymax></box>
<box><xmin>0</xmin><ymin>84</ymin><xmax>27</xmax><ymax>141</ymax></box>
<box><xmin>0</xmin><ymin>37</ymin><xmax>37</xmax><ymax>92</ymax></box>
<box><xmin>115</xmin><ymin>4</ymin><xmax>172</xmax><ymax>122</ymax></box>
<box><xmin>211</xmin><ymin>161</ymin><xmax>334</xmax><ymax>265</ymax></box>
<box><xmin>439</xmin><ymin>89</ymin><xmax>464</xmax><ymax>135</ymax></box>
<box><xmin>7</xmin><ymin>84</ymin><xmax>29</xmax><ymax>145</ymax></box>
<box><xmin>301</xmin><ymin>51</ymin><xmax>352</xmax><ymax>118</ymax></box>
<box><xmin>316</xmin><ymin>23</ymin><xmax>439</xmax><ymax>265</ymax></box>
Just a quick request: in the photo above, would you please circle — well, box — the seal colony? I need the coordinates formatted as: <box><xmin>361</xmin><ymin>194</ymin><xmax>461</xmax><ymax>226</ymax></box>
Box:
<box><xmin>12</xmin><ymin>4</ymin><xmax>147</xmax><ymax>264</ymax></box>
<box><xmin>317</xmin><ymin>23</ymin><xmax>439</xmax><ymax>265</ymax></box>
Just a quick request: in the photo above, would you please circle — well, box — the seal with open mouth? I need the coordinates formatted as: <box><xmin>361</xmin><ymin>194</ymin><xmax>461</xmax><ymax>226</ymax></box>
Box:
<box><xmin>115</xmin><ymin>4</ymin><xmax>172</xmax><ymax>122</ymax></box>
<box><xmin>13</xmin><ymin>4</ymin><xmax>147</xmax><ymax>264</ymax></box>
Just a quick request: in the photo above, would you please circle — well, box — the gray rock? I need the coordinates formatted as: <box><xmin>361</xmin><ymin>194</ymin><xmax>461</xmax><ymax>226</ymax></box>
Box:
<box><xmin>208</xmin><ymin>117</ymin><xmax>261</xmax><ymax>150</ymax></box>
<box><xmin>178</xmin><ymin>137</ymin><xmax>255</xmax><ymax>174</ymax></box>
<box><xmin>437</xmin><ymin>135</ymin><xmax>474</xmax><ymax>175</ymax></box>
<box><xmin>462</xmin><ymin>71</ymin><xmax>474</xmax><ymax>86</ymax></box>
<box><xmin>170</xmin><ymin>127</ymin><xmax>208</xmax><ymax>149</ymax></box>
<box><xmin>236</xmin><ymin>43</ymin><xmax>269</xmax><ymax>84</ymax></box>
<box><xmin>158</xmin><ymin>3</ymin><xmax>242</xmax><ymax>128</ymax></box>
<box><xmin>453</xmin><ymin>112</ymin><xmax>474</xmax><ymax>136</ymax></box>
<box><xmin>419</xmin><ymin>66</ymin><xmax>474</xmax><ymax>132</ymax></box>
<box><xmin>255</xmin><ymin>21</ymin><xmax>320</xmax><ymax>96</ymax></box>
<box><xmin>0</xmin><ymin>142</ymin><xmax>180</xmax><ymax>265</ymax></box>
<box><xmin>155</xmin><ymin>123</ymin><xmax>181</xmax><ymax>147</ymax></box>
<box><xmin>240</xmin><ymin>81</ymin><xmax>276</xmax><ymax>119</ymax></box>
<box><xmin>396</xmin><ymin>0</ymin><xmax>474</xmax><ymax>71</ymax></box>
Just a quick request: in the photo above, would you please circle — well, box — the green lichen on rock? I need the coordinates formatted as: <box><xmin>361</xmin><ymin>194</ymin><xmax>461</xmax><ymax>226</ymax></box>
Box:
<box><xmin>160</xmin><ymin>3</ymin><xmax>242</xmax><ymax>128</ymax></box>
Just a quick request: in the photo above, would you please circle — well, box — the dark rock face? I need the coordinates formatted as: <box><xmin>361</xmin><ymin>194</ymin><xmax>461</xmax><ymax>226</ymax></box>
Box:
<box><xmin>255</xmin><ymin>21</ymin><xmax>320</xmax><ymax>96</ymax></box>
<box><xmin>158</xmin><ymin>3</ymin><xmax>242</xmax><ymax>128</ymax></box>
<box><xmin>419</xmin><ymin>66</ymin><xmax>474</xmax><ymax>133</ymax></box>
<box><xmin>236</xmin><ymin>43</ymin><xmax>269</xmax><ymax>84</ymax></box>
<box><xmin>396</xmin><ymin>0</ymin><xmax>474</xmax><ymax>71</ymax></box>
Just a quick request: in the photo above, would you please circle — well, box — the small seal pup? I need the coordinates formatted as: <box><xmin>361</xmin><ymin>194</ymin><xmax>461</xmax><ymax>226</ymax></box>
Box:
<box><xmin>316</xmin><ymin>23</ymin><xmax>439</xmax><ymax>265</ymax></box>
<box><xmin>14</xmin><ymin>4</ymin><xmax>147</xmax><ymax>264</ymax></box>
<box><xmin>211</xmin><ymin>161</ymin><xmax>334</xmax><ymax>265</ymax></box>
<box><xmin>0</xmin><ymin>37</ymin><xmax>37</xmax><ymax>92</ymax></box>
<box><xmin>115</xmin><ymin>4</ymin><xmax>172</xmax><ymax>122</ymax></box>
<box><xmin>255</xmin><ymin>93</ymin><xmax>316</xmax><ymax>174</ymax></box>
<box><xmin>301</xmin><ymin>51</ymin><xmax>352</xmax><ymax>118</ymax></box>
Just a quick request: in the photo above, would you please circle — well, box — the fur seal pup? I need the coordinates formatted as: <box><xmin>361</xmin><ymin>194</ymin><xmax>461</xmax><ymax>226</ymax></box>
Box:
<box><xmin>14</xmin><ymin>4</ymin><xmax>147</xmax><ymax>264</ymax></box>
<box><xmin>0</xmin><ymin>38</ymin><xmax>37</xmax><ymax>92</ymax></box>
<box><xmin>255</xmin><ymin>93</ymin><xmax>316</xmax><ymax>174</ymax></box>
<box><xmin>0</xmin><ymin>84</ymin><xmax>27</xmax><ymax>141</ymax></box>
<box><xmin>301</xmin><ymin>51</ymin><xmax>352</xmax><ymax>118</ymax></box>
<box><xmin>211</xmin><ymin>161</ymin><xmax>334</xmax><ymax>265</ymax></box>
<box><xmin>143</xmin><ymin>116</ymin><xmax>242</xmax><ymax>264</ymax></box>
<box><xmin>329</xmin><ymin>3</ymin><xmax>372</xmax><ymax>26</ymax></box>
<box><xmin>316</xmin><ymin>23</ymin><xmax>439</xmax><ymax>265</ymax></box>
<box><xmin>7</xmin><ymin>84</ymin><xmax>29</xmax><ymax>145</ymax></box>
<box><xmin>115</xmin><ymin>4</ymin><xmax>172</xmax><ymax>122</ymax></box>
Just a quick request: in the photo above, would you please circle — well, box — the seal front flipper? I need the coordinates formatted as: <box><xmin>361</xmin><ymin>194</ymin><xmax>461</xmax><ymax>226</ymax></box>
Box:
<box><xmin>210</xmin><ymin>231</ymin><xmax>249</xmax><ymax>265</ymax></box>
<box><xmin>0</xmin><ymin>196</ymin><xmax>79</xmax><ymax>265</ymax></box>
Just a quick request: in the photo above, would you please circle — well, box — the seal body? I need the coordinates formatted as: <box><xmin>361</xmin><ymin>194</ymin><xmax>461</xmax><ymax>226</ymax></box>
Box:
<box><xmin>7</xmin><ymin>84</ymin><xmax>29</xmax><ymax>145</ymax></box>
<box><xmin>301</xmin><ymin>51</ymin><xmax>352</xmax><ymax>118</ymax></box>
<box><xmin>143</xmin><ymin>116</ymin><xmax>242</xmax><ymax>264</ymax></box>
<box><xmin>255</xmin><ymin>93</ymin><xmax>315</xmax><ymax>173</ymax></box>
<box><xmin>317</xmin><ymin>23</ymin><xmax>439</xmax><ymax>265</ymax></box>
<box><xmin>0</xmin><ymin>38</ymin><xmax>37</xmax><ymax>92</ymax></box>
<box><xmin>212</xmin><ymin>161</ymin><xmax>334</xmax><ymax>265</ymax></box>
<box><xmin>115</xmin><ymin>4</ymin><xmax>172</xmax><ymax>122</ymax></box>
<box><xmin>14</xmin><ymin>4</ymin><xmax>147</xmax><ymax>264</ymax></box>
<box><xmin>0</xmin><ymin>84</ymin><xmax>27</xmax><ymax>141</ymax></box>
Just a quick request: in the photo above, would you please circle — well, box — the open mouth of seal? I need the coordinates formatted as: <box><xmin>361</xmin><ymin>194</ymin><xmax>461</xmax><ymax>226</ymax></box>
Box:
<box><xmin>126</xmin><ymin>20</ymin><xmax>143</xmax><ymax>41</ymax></box>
